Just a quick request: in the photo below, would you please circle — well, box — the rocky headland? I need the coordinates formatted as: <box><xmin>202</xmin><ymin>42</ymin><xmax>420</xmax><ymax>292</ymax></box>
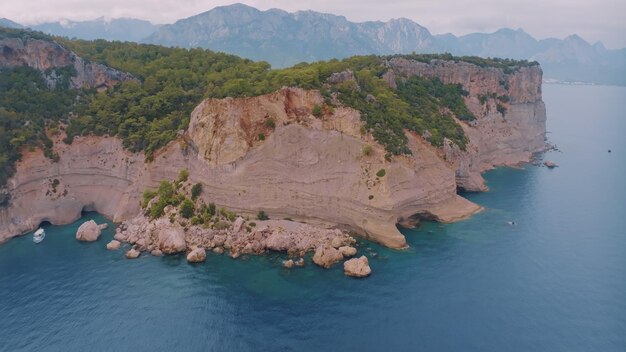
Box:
<box><xmin>0</xmin><ymin>51</ymin><xmax>546</xmax><ymax>276</ymax></box>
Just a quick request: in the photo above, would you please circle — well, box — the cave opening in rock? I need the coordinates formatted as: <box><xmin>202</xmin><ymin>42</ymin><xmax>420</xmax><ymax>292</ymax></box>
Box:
<box><xmin>397</xmin><ymin>212</ymin><xmax>438</xmax><ymax>229</ymax></box>
<box><xmin>37</xmin><ymin>220</ymin><xmax>52</xmax><ymax>229</ymax></box>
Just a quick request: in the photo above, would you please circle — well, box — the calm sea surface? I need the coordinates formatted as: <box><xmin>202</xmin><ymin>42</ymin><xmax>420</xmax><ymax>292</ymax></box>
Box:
<box><xmin>1</xmin><ymin>84</ymin><xmax>625</xmax><ymax>351</ymax></box>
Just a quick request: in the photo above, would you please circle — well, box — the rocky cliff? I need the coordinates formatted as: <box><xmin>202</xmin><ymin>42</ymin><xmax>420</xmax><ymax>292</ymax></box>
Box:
<box><xmin>0</xmin><ymin>59</ymin><xmax>545</xmax><ymax>248</ymax></box>
<box><xmin>0</xmin><ymin>87</ymin><xmax>482</xmax><ymax>248</ymax></box>
<box><xmin>0</xmin><ymin>35</ymin><xmax>134</xmax><ymax>90</ymax></box>
<box><xmin>385</xmin><ymin>58</ymin><xmax>546</xmax><ymax>191</ymax></box>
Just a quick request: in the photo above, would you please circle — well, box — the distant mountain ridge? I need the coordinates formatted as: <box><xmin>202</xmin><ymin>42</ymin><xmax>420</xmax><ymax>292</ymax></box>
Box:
<box><xmin>3</xmin><ymin>4</ymin><xmax>624</xmax><ymax>85</ymax></box>
<box><xmin>2</xmin><ymin>17</ymin><xmax>159</xmax><ymax>42</ymax></box>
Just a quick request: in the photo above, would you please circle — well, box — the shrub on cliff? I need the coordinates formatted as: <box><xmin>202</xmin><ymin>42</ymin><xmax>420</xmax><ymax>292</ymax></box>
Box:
<box><xmin>207</xmin><ymin>202</ymin><xmax>216</xmax><ymax>217</ymax></box>
<box><xmin>177</xmin><ymin>169</ymin><xmax>189</xmax><ymax>183</ymax></box>
<box><xmin>142</xmin><ymin>190</ymin><xmax>157</xmax><ymax>208</ymax></box>
<box><xmin>362</xmin><ymin>144</ymin><xmax>373</xmax><ymax>157</ymax></box>
<box><xmin>191</xmin><ymin>183</ymin><xmax>203</xmax><ymax>200</ymax></box>
<box><xmin>312</xmin><ymin>104</ymin><xmax>323</xmax><ymax>118</ymax></box>
<box><xmin>257</xmin><ymin>211</ymin><xmax>269</xmax><ymax>220</ymax></box>
<box><xmin>180</xmin><ymin>198</ymin><xmax>195</xmax><ymax>219</ymax></box>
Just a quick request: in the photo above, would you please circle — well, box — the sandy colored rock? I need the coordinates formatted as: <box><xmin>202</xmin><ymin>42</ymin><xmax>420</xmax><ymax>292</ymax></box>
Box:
<box><xmin>76</xmin><ymin>220</ymin><xmax>102</xmax><ymax>242</ymax></box>
<box><xmin>98</xmin><ymin>223</ymin><xmax>109</xmax><ymax>230</ymax></box>
<box><xmin>232</xmin><ymin>217</ymin><xmax>245</xmax><ymax>233</ymax></box>
<box><xmin>126</xmin><ymin>248</ymin><xmax>140</xmax><ymax>259</ymax></box>
<box><xmin>339</xmin><ymin>246</ymin><xmax>357</xmax><ymax>257</ymax></box>
<box><xmin>313</xmin><ymin>246</ymin><xmax>344</xmax><ymax>269</ymax></box>
<box><xmin>186</xmin><ymin>247</ymin><xmax>206</xmax><ymax>263</ymax></box>
<box><xmin>344</xmin><ymin>256</ymin><xmax>372</xmax><ymax>278</ymax></box>
<box><xmin>294</xmin><ymin>258</ymin><xmax>305</xmax><ymax>267</ymax></box>
<box><xmin>150</xmin><ymin>249</ymin><xmax>163</xmax><ymax>257</ymax></box>
<box><xmin>155</xmin><ymin>219</ymin><xmax>187</xmax><ymax>254</ymax></box>
<box><xmin>544</xmin><ymin>161</ymin><xmax>558</xmax><ymax>168</ymax></box>
<box><xmin>282</xmin><ymin>259</ymin><xmax>294</xmax><ymax>268</ymax></box>
<box><xmin>212</xmin><ymin>247</ymin><xmax>224</xmax><ymax>254</ymax></box>
<box><xmin>106</xmin><ymin>240</ymin><xmax>121</xmax><ymax>250</ymax></box>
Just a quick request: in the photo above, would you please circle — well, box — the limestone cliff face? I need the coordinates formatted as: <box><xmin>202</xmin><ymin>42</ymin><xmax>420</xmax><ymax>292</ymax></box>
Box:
<box><xmin>0</xmin><ymin>88</ymin><xmax>481</xmax><ymax>248</ymax></box>
<box><xmin>385</xmin><ymin>58</ymin><xmax>547</xmax><ymax>191</ymax></box>
<box><xmin>0</xmin><ymin>37</ymin><xmax>134</xmax><ymax>90</ymax></box>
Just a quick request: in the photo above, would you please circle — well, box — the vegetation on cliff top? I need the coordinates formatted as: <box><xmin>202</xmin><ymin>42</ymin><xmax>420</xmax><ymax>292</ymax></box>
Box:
<box><xmin>0</xmin><ymin>28</ymin><xmax>535</xmax><ymax>186</ymax></box>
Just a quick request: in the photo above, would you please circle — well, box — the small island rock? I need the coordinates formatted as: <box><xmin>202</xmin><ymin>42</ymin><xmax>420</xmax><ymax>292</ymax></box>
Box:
<box><xmin>76</xmin><ymin>220</ymin><xmax>102</xmax><ymax>242</ymax></box>
<box><xmin>544</xmin><ymin>161</ymin><xmax>558</xmax><ymax>168</ymax></box>
<box><xmin>282</xmin><ymin>259</ymin><xmax>295</xmax><ymax>268</ymax></box>
<box><xmin>106</xmin><ymin>240</ymin><xmax>121</xmax><ymax>250</ymax></box>
<box><xmin>344</xmin><ymin>256</ymin><xmax>372</xmax><ymax>278</ymax></box>
<box><xmin>186</xmin><ymin>247</ymin><xmax>206</xmax><ymax>263</ymax></box>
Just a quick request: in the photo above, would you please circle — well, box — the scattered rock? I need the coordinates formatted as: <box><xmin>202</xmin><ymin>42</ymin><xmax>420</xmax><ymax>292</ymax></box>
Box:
<box><xmin>155</xmin><ymin>220</ymin><xmax>187</xmax><ymax>254</ymax></box>
<box><xmin>106</xmin><ymin>240</ymin><xmax>121</xmax><ymax>250</ymax></box>
<box><xmin>212</xmin><ymin>247</ymin><xmax>224</xmax><ymax>254</ymax></box>
<box><xmin>282</xmin><ymin>259</ymin><xmax>295</xmax><ymax>268</ymax></box>
<box><xmin>331</xmin><ymin>237</ymin><xmax>344</xmax><ymax>249</ymax></box>
<box><xmin>232</xmin><ymin>217</ymin><xmax>245</xmax><ymax>233</ymax></box>
<box><xmin>344</xmin><ymin>256</ymin><xmax>372</xmax><ymax>278</ymax></box>
<box><xmin>76</xmin><ymin>220</ymin><xmax>102</xmax><ymax>242</ymax></box>
<box><xmin>544</xmin><ymin>160</ymin><xmax>558</xmax><ymax>168</ymax></box>
<box><xmin>313</xmin><ymin>246</ymin><xmax>344</xmax><ymax>268</ymax></box>
<box><xmin>98</xmin><ymin>223</ymin><xmax>109</xmax><ymax>230</ymax></box>
<box><xmin>126</xmin><ymin>248</ymin><xmax>140</xmax><ymax>259</ymax></box>
<box><xmin>151</xmin><ymin>249</ymin><xmax>163</xmax><ymax>257</ymax></box>
<box><xmin>186</xmin><ymin>247</ymin><xmax>206</xmax><ymax>263</ymax></box>
<box><xmin>294</xmin><ymin>258</ymin><xmax>305</xmax><ymax>267</ymax></box>
<box><xmin>339</xmin><ymin>246</ymin><xmax>357</xmax><ymax>257</ymax></box>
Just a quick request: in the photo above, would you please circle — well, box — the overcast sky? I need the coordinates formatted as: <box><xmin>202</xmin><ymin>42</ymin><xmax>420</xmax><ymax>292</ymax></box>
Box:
<box><xmin>2</xmin><ymin>0</ymin><xmax>625</xmax><ymax>48</ymax></box>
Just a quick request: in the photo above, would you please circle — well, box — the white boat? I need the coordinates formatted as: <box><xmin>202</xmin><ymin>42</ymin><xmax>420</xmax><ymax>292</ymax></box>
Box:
<box><xmin>33</xmin><ymin>228</ymin><xmax>45</xmax><ymax>243</ymax></box>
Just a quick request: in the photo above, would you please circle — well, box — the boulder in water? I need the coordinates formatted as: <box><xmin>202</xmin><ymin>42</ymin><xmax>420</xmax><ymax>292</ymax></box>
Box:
<box><xmin>186</xmin><ymin>247</ymin><xmax>206</xmax><ymax>263</ymax></box>
<box><xmin>282</xmin><ymin>259</ymin><xmax>295</xmax><ymax>268</ymax></box>
<box><xmin>76</xmin><ymin>220</ymin><xmax>102</xmax><ymax>242</ymax></box>
<box><xmin>106</xmin><ymin>240</ymin><xmax>121</xmax><ymax>250</ymax></box>
<box><xmin>344</xmin><ymin>256</ymin><xmax>372</xmax><ymax>278</ymax></box>
<box><xmin>544</xmin><ymin>160</ymin><xmax>558</xmax><ymax>168</ymax></box>
<box><xmin>313</xmin><ymin>246</ymin><xmax>344</xmax><ymax>268</ymax></box>
<box><xmin>126</xmin><ymin>248</ymin><xmax>140</xmax><ymax>259</ymax></box>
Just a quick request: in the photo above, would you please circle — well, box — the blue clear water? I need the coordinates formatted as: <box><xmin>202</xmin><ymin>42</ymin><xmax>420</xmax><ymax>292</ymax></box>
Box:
<box><xmin>1</xmin><ymin>84</ymin><xmax>625</xmax><ymax>351</ymax></box>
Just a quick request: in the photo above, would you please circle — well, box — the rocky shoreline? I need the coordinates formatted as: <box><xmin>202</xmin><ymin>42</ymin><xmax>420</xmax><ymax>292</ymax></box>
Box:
<box><xmin>100</xmin><ymin>205</ymin><xmax>371</xmax><ymax>277</ymax></box>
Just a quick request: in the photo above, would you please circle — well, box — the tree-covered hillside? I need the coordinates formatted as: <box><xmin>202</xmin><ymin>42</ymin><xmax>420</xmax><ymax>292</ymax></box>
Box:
<box><xmin>1</xmin><ymin>28</ymin><xmax>533</xmax><ymax>186</ymax></box>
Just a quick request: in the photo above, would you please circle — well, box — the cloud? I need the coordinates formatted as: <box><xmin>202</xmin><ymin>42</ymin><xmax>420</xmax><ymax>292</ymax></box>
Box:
<box><xmin>2</xmin><ymin>0</ymin><xmax>625</xmax><ymax>48</ymax></box>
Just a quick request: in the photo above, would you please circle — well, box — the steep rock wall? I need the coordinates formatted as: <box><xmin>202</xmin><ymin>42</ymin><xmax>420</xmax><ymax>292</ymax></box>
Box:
<box><xmin>0</xmin><ymin>37</ymin><xmax>134</xmax><ymax>90</ymax></box>
<box><xmin>385</xmin><ymin>58</ymin><xmax>547</xmax><ymax>191</ymax></box>
<box><xmin>0</xmin><ymin>88</ymin><xmax>481</xmax><ymax>248</ymax></box>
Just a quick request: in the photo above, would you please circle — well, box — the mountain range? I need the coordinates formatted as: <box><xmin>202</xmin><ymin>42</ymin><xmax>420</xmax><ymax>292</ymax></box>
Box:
<box><xmin>3</xmin><ymin>3</ymin><xmax>625</xmax><ymax>85</ymax></box>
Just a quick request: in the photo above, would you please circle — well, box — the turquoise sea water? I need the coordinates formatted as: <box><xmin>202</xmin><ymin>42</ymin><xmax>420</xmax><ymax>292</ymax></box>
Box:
<box><xmin>1</xmin><ymin>84</ymin><xmax>625</xmax><ymax>351</ymax></box>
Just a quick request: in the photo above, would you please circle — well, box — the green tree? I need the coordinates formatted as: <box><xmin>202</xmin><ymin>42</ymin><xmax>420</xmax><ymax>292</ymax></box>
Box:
<box><xmin>191</xmin><ymin>183</ymin><xmax>203</xmax><ymax>200</ymax></box>
<box><xmin>180</xmin><ymin>198</ymin><xmax>195</xmax><ymax>219</ymax></box>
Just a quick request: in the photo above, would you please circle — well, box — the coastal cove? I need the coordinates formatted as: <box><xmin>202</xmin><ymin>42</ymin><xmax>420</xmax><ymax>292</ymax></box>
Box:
<box><xmin>1</xmin><ymin>84</ymin><xmax>625</xmax><ymax>351</ymax></box>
